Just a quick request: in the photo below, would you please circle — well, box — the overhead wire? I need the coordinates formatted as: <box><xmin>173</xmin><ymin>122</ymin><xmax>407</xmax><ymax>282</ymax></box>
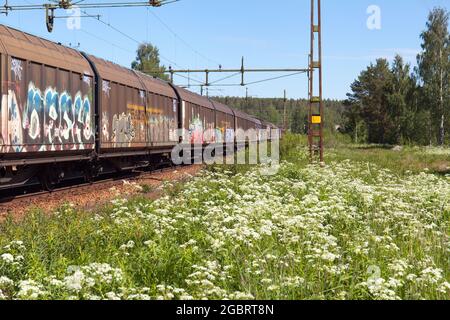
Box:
<box><xmin>77</xmin><ymin>8</ymin><xmax>205</xmax><ymax>84</ymax></box>
<box><xmin>245</xmin><ymin>71</ymin><xmax>306</xmax><ymax>86</ymax></box>
<box><xmin>172</xmin><ymin>72</ymin><xmax>204</xmax><ymax>84</ymax></box>
<box><xmin>1</xmin><ymin>1</ymin><xmax>181</xmax><ymax>11</ymax></box>
<box><xmin>209</xmin><ymin>72</ymin><xmax>241</xmax><ymax>85</ymax></box>
<box><xmin>176</xmin><ymin>71</ymin><xmax>306</xmax><ymax>87</ymax></box>
<box><xmin>4</xmin><ymin>1</ymin><xmax>201</xmax><ymax>80</ymax></box>
<box><xmin>80</xmin><ymin>9</ymin><xmax>181</xmax><ymax>67</ymax></box>
<box><xmin>146</xmin><ymin>7</ymin><xmax>221</xmax><ymax>67</ymax></box>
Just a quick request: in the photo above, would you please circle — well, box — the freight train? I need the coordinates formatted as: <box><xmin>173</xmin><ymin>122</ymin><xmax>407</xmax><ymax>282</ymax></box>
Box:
<box><xmin>0</xmin><ymin>24</ymin><xmax>279</xmax><ymax>191</ymax></box>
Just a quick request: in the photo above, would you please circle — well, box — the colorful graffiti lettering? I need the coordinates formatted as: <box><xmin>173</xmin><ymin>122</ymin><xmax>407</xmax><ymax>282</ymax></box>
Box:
<box><xmin>0</xmin><ymin>90</ymin><xmax>24</xmax><ymax>152</ymax></box>
<box><xmin>189</xmin><ymin>115</ymin><xmax>204</xmax><ymax>144</ymax></box>
<box><xmin>126</xmin><ymin>104</ymin><xmax>146</xmax><ymax>143</ymax></box>
<box><xmin>43</xmin><ymin>87</ymin><xmax>59</xmax><ymax>150</ymax></box>
<box><xmin>102</xmin><ymin>80</ymin><xmax>111</xmax><ymax>97</ymax></box>
<box><xmin>83</xmin><ymin>75</ymin><xmax>92</xmax><ymax>86</ymax></box>
<box><xmin>101</xmin><ymin>112</ymin><xmax>110</xmax><ymax>142</ymax></box>
<box><xmin>0</xmin><ymin>82</ymin><xmax>93</xmax><ymax>153</ymax></box>
<box><xmin>59</xmin><ymin>91</ymin><xmax>74</xmax><ymax>146</ymax></box>
<box><xmin>112</xmin><ymin>113</ymin><xmax>135</xmax><ymax>147</ymax></box>
<box><xmin>225</xmin><ymin>129</ymin><xmax>235</xmax><ymax>143</ymax></box>
<box><xmin>11</xmin><ymin>59</ymin><xmax>23</xmax><ymax>81</ymax></box>
<box><xmin>215</xmin><ymin>128</ymin><xmax>224</xmax><ymax>143</ymax></box>
<box><xmin>148</xmin><ymin>112</ymin><xmax>177</xmax><ymax>143</ymax></box>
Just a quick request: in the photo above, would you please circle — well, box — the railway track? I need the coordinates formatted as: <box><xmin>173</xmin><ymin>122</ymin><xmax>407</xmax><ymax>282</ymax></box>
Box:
<box><xmin>0</xmin><ymin>164</ymin><xmax>199</xmax><ymax>217</ymax></box>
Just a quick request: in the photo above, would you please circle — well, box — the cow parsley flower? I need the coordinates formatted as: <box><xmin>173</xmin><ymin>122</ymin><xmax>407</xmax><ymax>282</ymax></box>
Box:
<box><xmin>0</xmin><ymin>253</ymin><xmax>14</xmax><ymax>264</ymax></box>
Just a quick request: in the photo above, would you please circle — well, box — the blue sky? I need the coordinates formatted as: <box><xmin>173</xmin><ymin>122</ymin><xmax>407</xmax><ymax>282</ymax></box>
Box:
<box><xmin>0</xmin><ymin>0</ymin><xmax>448</xmax><ymax>99</ymax></box>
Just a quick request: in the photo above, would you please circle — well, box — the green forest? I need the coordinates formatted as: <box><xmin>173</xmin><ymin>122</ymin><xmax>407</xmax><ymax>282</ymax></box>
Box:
<box><xmin>135</xmin><ymin>7</ymin><xmax>449</xmax><ymax>147</ymax></box>
<box><xmin>216</xmin><ymin>7</ymin><xmax>450</xmax><ymax>147</ymax></box>
<box><xmin>212</xmin><ymin>96</ymin><xmax>346</xmax><ymax>134</ymax></box>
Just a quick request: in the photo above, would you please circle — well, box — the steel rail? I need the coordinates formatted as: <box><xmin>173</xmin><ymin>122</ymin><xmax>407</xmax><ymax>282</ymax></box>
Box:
<box><xmin>0</xmin><ymin>164</ymin><xmax>187</xmax><ymax>204</ymax></box>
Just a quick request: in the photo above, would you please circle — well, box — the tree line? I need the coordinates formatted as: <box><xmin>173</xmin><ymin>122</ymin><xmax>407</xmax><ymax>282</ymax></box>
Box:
<box><xmin>131</xmin><ymin>7</ymin><xmax>448</xmax><ymax>146</ymax></box>
<box><xmin>343</xmin><ymin>7</ymin><xmax>449</xmax><ymax>146</ymax></box>
<box><xmin>212</xmin><ymin>96</ymin><xmax>345</xmax><ymax>134</ymax></box>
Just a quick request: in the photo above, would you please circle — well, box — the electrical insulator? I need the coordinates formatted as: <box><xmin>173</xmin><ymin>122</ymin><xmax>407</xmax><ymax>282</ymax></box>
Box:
<box><xmin>59</xmin><ymin>1</ymin><xmax>72</xmax><ymax>9</ymax></box>
<box><xmin>150</xmin><ymin>0</ymin><xmax>162</xmax><ymax>7</ymax></box>
<box><xmin>46</xmin><ymin>6</ymin><xmax>55</xmax><ymax>33</ymax></box>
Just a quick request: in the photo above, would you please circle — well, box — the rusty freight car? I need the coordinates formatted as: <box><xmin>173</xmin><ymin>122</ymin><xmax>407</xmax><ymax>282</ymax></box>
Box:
<box><xmin>0</xmin><ymin>24</ymin><xmax>278</xmax><ymax>191</ymax></box>
<box><xmin>234</xmin><ymin>109</ymin><xmax>259</xmax><ymax>144</ymax></box>
<box><xmin>0</xmin><ymin>24</ymin><xmax>95</xmax><ymax>189</ymax></box>
<box><xmin>210</xmin><ymin>100</ymin><xmax>235</xmax><ymax>144</ymax></box>
<box><xmin>176</xmin><ymin>86</ymin><xmax>216</xmax><ymax>145</ymax></box>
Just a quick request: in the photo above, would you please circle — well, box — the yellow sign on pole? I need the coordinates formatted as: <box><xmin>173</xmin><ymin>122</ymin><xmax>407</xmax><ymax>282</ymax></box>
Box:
<box><xmin>312</xmin><ymin>115</ymin><xmax>321</xmax><ymax>124</ymax></box>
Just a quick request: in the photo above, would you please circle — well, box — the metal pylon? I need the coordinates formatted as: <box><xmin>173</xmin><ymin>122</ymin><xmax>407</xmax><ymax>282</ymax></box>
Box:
<box><xmin>308</xmin><ymin>0</ymin><xmax>324</xmax><ymax>163</ymax></box>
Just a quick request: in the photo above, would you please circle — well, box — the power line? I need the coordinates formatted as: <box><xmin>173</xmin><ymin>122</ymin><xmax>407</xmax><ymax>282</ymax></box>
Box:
<box><xmin>245</xmin><ymin>72</ymin><xmax>306</xmax><ymax>86</ymax></box>
<box><xmin>78</xmin><ymin>27</ymin><xmax>134</xmax><ymax>55</ymax></box>
<box><xmin>172</xmin><ymin>72</ymin><xmax>205</xmax><ymax>84</ymax></box>
<box><xmin>1</xmin><ymin>1</ymin><xmax>180</xmax><ymax>11</ymax></box>
<box><xmin>37</xmin><ymin>6</ymin><xmax>205</xmax><ymax>83</ymax></box>
<box><xmin>147</xmin><ymin>7</ymin><xmax>221</xmax><ymax>66</ymax></box>
<box><xmin>79</xmin><ymin>8</ymin><xmax>199</xmax><ymax>75</ymax></box>
<box><xmin>1</xmin><ymin>1</ymin><xmax>180</xmax><ymax>32</ymax></box>
<box><xmin>209</xmin><ymin>72</ymin><xmax>241</xmax><ymax>85</ymax></box>
<box><xmin>176</xmin><ymin>71</ymin><xmax>306</xmax><ymax>87</ymax></box>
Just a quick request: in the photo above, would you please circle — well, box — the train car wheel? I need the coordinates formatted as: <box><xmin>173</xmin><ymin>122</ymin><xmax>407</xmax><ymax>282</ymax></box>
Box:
<box><xmin>39</xmin><ymin>173</ymin><xmax>57</xmax><ymax>192</ymax></box>
<box><xmin>84</xmin><ymin>168</ymin><xmax>95</xmax><ymax>184</ymax></box>
<box><xmin>38</xmin><ymin>166</ymin><xmax>61</xmax><ymax>192</ymax></box>
<box><xmin>84</xmin><ymin>161</ymin><xmax>101</xmax><ymax>184</ymax></box>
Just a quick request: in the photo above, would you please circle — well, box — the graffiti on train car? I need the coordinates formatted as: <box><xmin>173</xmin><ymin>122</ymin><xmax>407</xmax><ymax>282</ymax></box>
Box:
<box><xmin>11</xmin><ymin>59</ymin><xmax>23</xmax><ymax>81</ymax></box>
<box><xmin>101</xmin><ymin>112</ymin><xmax>110</xmax><ymax>142</ymax></box>
<box><xmin>215</xmin><ymin>127</ymin><xmax>224</xmax><ymax>143</ymax></box>
<box><xmin>215</xmin><ymin>120</ymin><xmax>234</xmax><ymax>143</ymax></box>
<box><xmin>102</xmin><ymin>80</ymin><xmax>111</xmax><ymax>97</ymax></box>
<box><xmin>1</xmin><ymin>90</ymin><xmax>23</xmax><ymax>152</ymax></box>
<box><xmin>127</xmin><ymin>104</ymin><xmax>146</xmax><ymax>143</ymax></box>
<box><xmin>0</xmin><ymin>82</ymin><xmax>94</xmax><ymax>152</ymax></box>
<box><xmin>225</xmin><ymin>129</ymin><xmax>235</xmax><ymax>143</ymax></box>
<box><xmin>101</xmin><ymin>104</ymin><xmax>178</xmax><ymax>147</ymax></box>
<box><xmin>204</xmin><ymin>122</ymin><xmax>215</xmax><ymax>144</ymax></box>
<box><xmin>189</xmin><ymin>115</ymin><xmax>204</xmax><ymax>144</ymax></box>
<box><xmin>147</xmin><ymin>106</ymin><xmax>178</xmax><ymax>143</ymax></box>
<box><xmin>111</xmin><ymin>113</ymin><xmax>135</xmax><ymax>146</ymax></box>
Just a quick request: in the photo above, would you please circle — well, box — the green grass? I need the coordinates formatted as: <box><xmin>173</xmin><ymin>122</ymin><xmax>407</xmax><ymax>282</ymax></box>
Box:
<box><xmin>328</xmin><ymin>144</ymin><xmax>449</xmax><ymax>175</ymax></box>
<box><xmin>0</xmin><ymin>134</ymin><xmax>448</xmax><ymax>300</ymax></box>
<box><xmin>281</xmin><ymin>132</ymin><xmax>450</xmax><ymax>176</ymax></box>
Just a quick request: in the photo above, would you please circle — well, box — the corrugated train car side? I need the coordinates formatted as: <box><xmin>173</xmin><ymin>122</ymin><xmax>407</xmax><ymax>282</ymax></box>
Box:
<box><xmin>210</xmin><ymin>100</ymin><xmax>235</xmax><ymax>144</ymax></box>
<box><xmin>0</xmin><ymin>25</ymin><xmax>95</xmax><ymax>188</ymax></box>
<box><xmin>0</xmin><ymin>23</ymin><xmax>280</xmax><ymax>191</ymax></box>
<box><xmin>175</xmin><ymin>87</ymin><xmax>216</xmax><ymax>145</ymax></box>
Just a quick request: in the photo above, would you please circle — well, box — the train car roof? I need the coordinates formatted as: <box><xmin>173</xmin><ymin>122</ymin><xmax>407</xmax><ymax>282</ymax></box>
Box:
<box><xmin>174</xmin><ymin>86</ymin><xmax>214</xmax><ymax>110</ymax></box>
<box><xmin>260</xmin><ymin>120</ymin><xmax>277</xmax><ymax>128</ymax></box>
<box><xmin>134</xmin><ymin>71</ymin><xmax>177</xmax><ymax>99</ymax></box>
<box><xmin>0</xmin><ymin>24</ymin><xmax>92</xmax><ymax>75</ymax></box>
<box><xmin>260</xmin><ymin>119</ymin><xmax>269</xmax><ymax>127</ymax></box>
<box><xmin>85</xmin><ymin>54</ymin><xmax>144</xmax><ymax>90</ymax></box>
<box><xmin>0</xmin><ymin>24</ymin><xmax>270</xmax><ymax>126</ymax></box>
<box><xmin>233</xmin><ymin>108</ymin><xmax>257</xmax><ymax>122</ymax></box>
<box><xmin>209</xmin><ymin>100</ymin><xmax>234</xmax><ymax>115</ymax></box>
<box><xmin>251</xmin><ymin>117</ymin><xmax>262</xmax><ymax>126</ymax></box>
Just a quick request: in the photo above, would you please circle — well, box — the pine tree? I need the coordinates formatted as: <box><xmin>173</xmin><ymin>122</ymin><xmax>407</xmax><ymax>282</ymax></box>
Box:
<box><xmin>346</xmin><ymin>59</ymin><xmax>395</xmax><ymax>144</ymax></box>
<box><xmin>387</xmin><ymin>55</ymin><xmax>416</xmax><ymax>144</ymax></box>
<box><xmin>416</xmin><ymin>7</ymin><xmax>450</xmax><ymax>145</ymax></box>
